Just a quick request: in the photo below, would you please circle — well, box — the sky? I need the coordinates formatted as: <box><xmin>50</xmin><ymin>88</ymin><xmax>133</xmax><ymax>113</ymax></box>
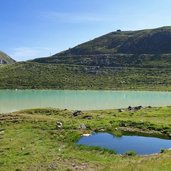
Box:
<box><xmin>1</xmin><ymin>0</ymin><xmax>171</xmax><ymax>61</ymax></box>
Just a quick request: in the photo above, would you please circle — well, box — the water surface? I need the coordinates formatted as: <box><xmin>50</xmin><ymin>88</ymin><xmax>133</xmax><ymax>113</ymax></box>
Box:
<box><xmin>77</xmin><ymin>133</ymin><xmax>171</xmax><ymax>155</ymax></box>
<box><xmin>0</xmin><ymin>90</ymin><xmax>171</xmax><ymax>113</ymax></box>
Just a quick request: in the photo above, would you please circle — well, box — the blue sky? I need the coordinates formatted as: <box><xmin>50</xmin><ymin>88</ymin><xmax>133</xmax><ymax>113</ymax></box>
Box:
<box><xmin>1</xmin><ymin>0</ymin><xmax>171</xmax><ymax>61</ymax></box>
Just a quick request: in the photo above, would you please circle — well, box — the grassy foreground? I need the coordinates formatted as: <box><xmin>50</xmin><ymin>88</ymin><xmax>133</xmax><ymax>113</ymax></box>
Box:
<box><xmin>0</xmin><ymin>106</ymin><xmax>171</xmax><ymax>171</ymax></box>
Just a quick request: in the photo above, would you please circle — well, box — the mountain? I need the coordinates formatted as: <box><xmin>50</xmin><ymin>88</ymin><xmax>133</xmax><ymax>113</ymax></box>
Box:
<box><xmin>32</xmin><ymin>27</ymin><xmax>171</xmax><ymax>68</ymax></box>
<box><xmin>0</xmin><ymin>51</ymin><xmax>15</xmax><ymax>64</ymax></box>
<box><xmin>0</xmin><ymin>27</ymin><xmax>171</xmax><ymax>90</ymax></box>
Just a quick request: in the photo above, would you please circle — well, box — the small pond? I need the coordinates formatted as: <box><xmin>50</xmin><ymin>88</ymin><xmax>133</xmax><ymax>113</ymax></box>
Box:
<box><xmin>77</xmin><ymin>133</ymin><xmax>171</xmax><ymax>155</ymax></box>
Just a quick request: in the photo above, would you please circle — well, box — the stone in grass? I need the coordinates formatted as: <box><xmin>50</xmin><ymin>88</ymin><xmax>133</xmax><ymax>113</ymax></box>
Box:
<box><xmin>82</xmin><ymin>115</ymin><xmax>93</xmax><ymax>120</ymax></box>
<box><xmin>118</xmin><ymin>109</ymin><xmax>124</xmax><ymax>112</ymax></box>
<box><xmin>79</xmin><ymin>124</ymin><xmax>87</xmax><ymax>130</ymax></box>
<box><xmin>72</xmin><ymin>110</ymin><xmax>82</xmax><ymax>117</ymax></box>
<box><xmin>128</xmin><ymin>106</ymin><xmax>132</xmax><ymax>111</ymax></box>
<box><xmin>134</xmin><ymin>106</ymin><xmax>143</xmax><ymax>110</ymax></box>
<box><xmin>119</xmin><ymin>121</ymin><xmax>126</xmax><ymax>127</ymax></box>
<box><xmin>56</xmin><ymin>120</ymin><xmax>63</xmax><ymax>129</ymax></box>
<box><xmin>128</xmin><ymin>106</ymin><xmax>143</xmax><ymax>111</ymax></box>
<box><xmin>160</xmin><ymin>148</ymin><xmax>168</xmax><ymax>153</ymax></box>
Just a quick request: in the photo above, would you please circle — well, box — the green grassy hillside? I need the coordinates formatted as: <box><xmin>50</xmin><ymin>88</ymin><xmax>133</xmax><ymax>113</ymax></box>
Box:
<box><xmin>0</xmin><ymin>51</ymin><xmax>15</xmax><ymax>64</ymax></box>
<box><xmin>0</xmin><ymin>62</ymin><xmax>171</xmax><ymax>90</ymax></box>
<box><xmin>32</xmin><ymin>27</ymin><xmax>171</xmax><ymax>67</ymax></box>
<box><xmin>1</xmin><ymin>27</ymin><xmax>171</xmax><ymax>90</ymax></box>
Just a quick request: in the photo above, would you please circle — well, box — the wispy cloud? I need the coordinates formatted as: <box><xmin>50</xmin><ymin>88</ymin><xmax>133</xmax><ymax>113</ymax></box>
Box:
<box><xmin>41</xmin><ymin>11</ymin><xmax>113</xmax><ymax>23</ymax></box>
<box><xmin>11</xmin><ymin>47</ymin><xmax>53</xmax><ymax>61</ymax></box>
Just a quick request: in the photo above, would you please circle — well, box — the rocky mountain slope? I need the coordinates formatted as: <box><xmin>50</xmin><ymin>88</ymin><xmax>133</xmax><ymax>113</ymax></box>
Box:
<box><xmin>32</xmin><ymin>27</ymin><xmax>171</xmax><ymax>68</ymax></box>
<box><xmin>0</xmin><ymin>51</ymin><xmax>15</xmax><ymax>64</ymax></box>
<box><xmin>1</xmin><ymin>27</ymin><xmax>171</xmax><ymax>90</ymax></box>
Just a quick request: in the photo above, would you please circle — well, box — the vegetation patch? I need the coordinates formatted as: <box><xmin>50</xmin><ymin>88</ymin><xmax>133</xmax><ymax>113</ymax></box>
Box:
<box><xmin>0</xmin><ymin>62</ymin><xmax>171</xmax><ymax>91</ymax></box>
<box><xmin>0</xmin><ymin>106</ymin><xmax>171</xmax><ymax>170</ymax></box>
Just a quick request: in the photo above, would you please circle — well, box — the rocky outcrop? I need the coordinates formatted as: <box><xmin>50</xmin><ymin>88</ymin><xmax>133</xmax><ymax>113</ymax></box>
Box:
<box><xmin>0</xmin><ymin>51</ymin><xmax>15</xmax><ymax>64</ymax></box>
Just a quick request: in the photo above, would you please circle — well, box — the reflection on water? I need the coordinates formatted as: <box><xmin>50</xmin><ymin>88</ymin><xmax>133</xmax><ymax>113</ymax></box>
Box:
<box><xmin>77</xmin><ymin>132</ymin><xmax>171</xmax><ymax>155</ymax></box>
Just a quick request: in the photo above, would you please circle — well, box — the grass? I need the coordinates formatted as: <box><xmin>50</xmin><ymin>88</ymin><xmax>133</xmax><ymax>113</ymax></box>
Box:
<box><xmin>0</xmin><ymin>62</ymin><xmax>171</xmax><ymax>91</ymax></box>
<box><xmin>0</xmin><ymin>106</ymin><xmax>171</xmax><ymax>170</ymax></box>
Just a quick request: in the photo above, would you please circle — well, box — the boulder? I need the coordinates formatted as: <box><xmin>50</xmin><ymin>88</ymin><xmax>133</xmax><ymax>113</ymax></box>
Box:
<box><xmin>99</xmin><ymin>128</ymin><xmax>105</xmax><ymax>132</ymax></box>
<box><xmin>119</xmin><ymin>122</ymin><xmax>126</xmax><ymax>127</ymax></box>
<box><xmin>134</xmin><ymin>106</ymin><xmax>143</xmax><ymax>110</ymax></box>
<box><xmin>56</xmin><ymin>120</ymin><xmax>63</xmax><ymax>129</ymax></box>
<box><xmin>128</xmin><ymin>106</ymin><xmax>143</xmax><ymax>111</ymax></box>
<box><xmin>82</xmin><ymin>115</ymin><xmax>93</xmax><ymax>120</ymax></box>
<box><xmin>82</xmin><ymin>133</ymin><xmax>91</xmax><ymax>137</ymax></box>
<box><xmin>128</xmin><ymin>106</ymin><xmax>132</xmax><ymax>111</ymax></box>
<box><xmin>72</xmin><ymin>110</ymin><xmax>82</xmax><ymax>117</ymax></box>
<box><xmin>79</xmin><ymin>124</ymin><xmax>87</xmax><ymax>130</ymax></box>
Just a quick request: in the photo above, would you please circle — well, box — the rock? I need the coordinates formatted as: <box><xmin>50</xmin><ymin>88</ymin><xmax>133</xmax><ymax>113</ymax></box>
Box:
<box><xmin>119</xmin><ymin>122</ymin><xmax>126</xmax><ymax>127</ymax></box>
<box><xmin>118</xmin><ymin>109</ymin><xmax>124</xmax><ymax>112</ymax></box>
<box><xmin>128</xmin><ymin>106</ymin><xmax>132</xmax><ymax>110</ymax></box>
<box><xmin>82</xmin><ymin>133</ymin><xmax>91</xmax><ymax>137</ymax></box>
<box><xmin>56</xmin><ymin>120</ymin><xmax>63</xmax><ymax>129</ymax></box>
<box><xmin>128</xmin><ymin>106</ymin><xmax>143</xmax><ymax>111</ymax></box>
<box><xmin>168</xmin><ymin>133</ymin><xmax>171</xmax><ymax>137</ymax></box>
<box><xmin>82</xmin><ymin>115</ymin><xmax>93</xmax><ymax>120</ymax></box>
<box><xmin>47</xmin><ymin>163</ymin><xmax>58</xmax><ymax>170</ymax></box>
<box><xmin>79</xmin><ymin>124</ymin><xmax>86</xmax><ymax>130</ymax></box>
<box><xmin>72</xmin><ymin>110</ymin><xmax>82</xmax><ymax>117</ymax></box>
<box><xmin>134</xmin><ymin>106</ymin><xmax>143</xmax><ymax>110</ymax></box>
<box><xmin>99</xmin><ymin>128</ymin><xmax>105</xmax><ymax>132</ymax></box>
<box><xmin>72</xmin><ymin>163</ymin><xmax>76</xmax><ymax>167</ymax></box>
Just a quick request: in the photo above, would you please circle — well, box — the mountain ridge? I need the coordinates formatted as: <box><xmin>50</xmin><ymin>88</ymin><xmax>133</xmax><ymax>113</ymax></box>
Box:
<box><xmin>32</xmin><ymin>26</ymin><xmax>171</xmax><ymax>67</ymax></box>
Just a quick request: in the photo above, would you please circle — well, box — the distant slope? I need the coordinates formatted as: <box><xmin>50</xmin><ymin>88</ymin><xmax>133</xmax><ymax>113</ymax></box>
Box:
<box><xmin>0</xmin><ymin>62</ymin><xmax>171</xmax><ymax>90</ymax></box>
<box><xmin>32</xmin><ymin>27</ymin><xmax>171</xmax><ymax>67</ymax></box>
<box><xmin>0</xmin><ymin>51</ymin><xmax>15</xmax><ymax>64</ymax></box>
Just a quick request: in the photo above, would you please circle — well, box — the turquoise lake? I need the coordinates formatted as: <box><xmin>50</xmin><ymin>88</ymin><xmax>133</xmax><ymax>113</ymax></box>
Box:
<box><xmin>0</xmin><ymin>90</ymin><xmax>171</xmax><ymax>113</ymax></box>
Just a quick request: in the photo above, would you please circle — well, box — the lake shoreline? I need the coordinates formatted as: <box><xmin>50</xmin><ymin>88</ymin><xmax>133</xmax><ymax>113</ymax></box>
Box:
<box><xmin>0</xmin><ymin>88</ymin><xmax>171</xmax><ymax>92</ymax></box>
